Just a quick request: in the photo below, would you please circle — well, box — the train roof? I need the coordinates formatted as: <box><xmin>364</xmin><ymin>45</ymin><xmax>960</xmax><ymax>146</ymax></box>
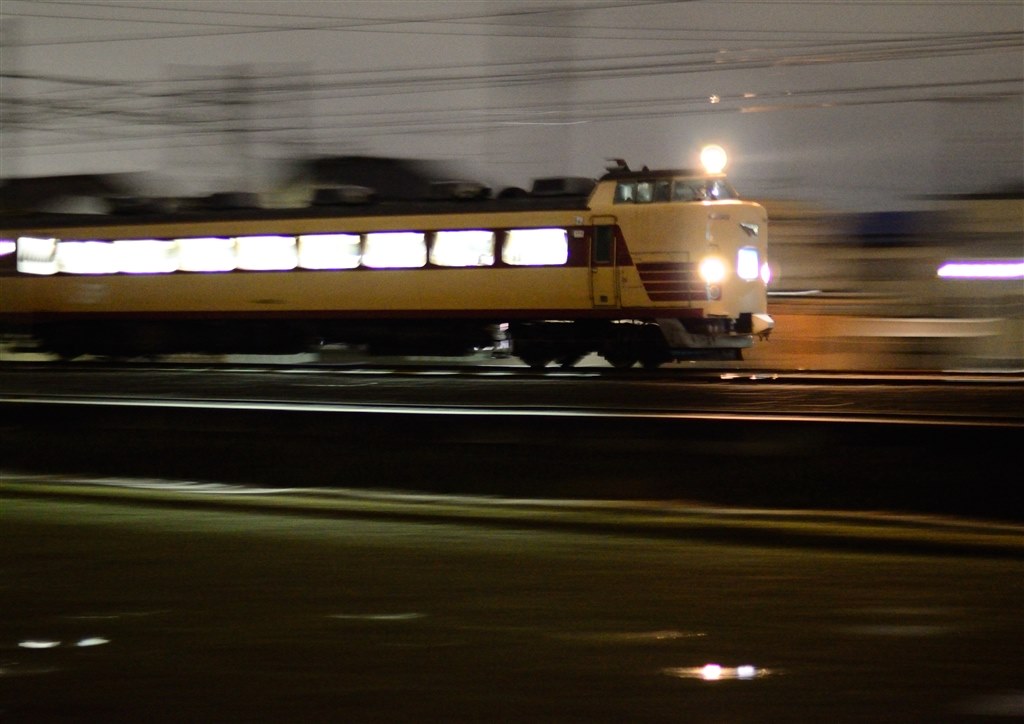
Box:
<box><xmin>598</xmin><ymin>166</ymin><xmax>715</xmax><ymax>182</ymax></box>
<box><xmin>0</xmin><ymin>194</ymin><xmax>594</xmax><ymax>233</ymax></box>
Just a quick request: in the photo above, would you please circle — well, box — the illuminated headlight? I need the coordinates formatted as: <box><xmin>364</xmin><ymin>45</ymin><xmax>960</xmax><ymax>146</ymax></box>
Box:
<box><xmin>736</xmin><ymin>247</ymin><xmax>759</xmax><ymax>281</ymax></box>
<box><xmin>760</xmin><ymin>261</ymin><xmax>772</xmax><ymax>285</ymax></box>
<box><xmin>700</xmin><ymin>145</ymin><xmax>728</xmax><ymax>174</ymax></box>
<box><xmin>698</xmin><ymin>256</ymin><xmax>727</xmax><ymax>284</ymax></box>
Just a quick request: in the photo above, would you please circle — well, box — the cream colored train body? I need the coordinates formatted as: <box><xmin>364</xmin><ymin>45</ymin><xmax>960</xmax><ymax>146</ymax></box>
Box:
<box><xmin>0</xmin><ymin>162</ymin><xmax>773</xmax><ymax>368</ymax></box>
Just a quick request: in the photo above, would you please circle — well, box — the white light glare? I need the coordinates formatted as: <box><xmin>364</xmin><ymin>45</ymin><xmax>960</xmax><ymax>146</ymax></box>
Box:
<box><xmin>17</xmin><ymin>637</ymin><xmax>110</xmax><ymax>649</ymax></box>
<box><xmin>176</xmin><ymin>237</ymin><xmax>237</xmax><ymax>272</ymax></box>
<box><xmin>16</xmin><ymin>237</ymin><xmax>58</xmax><ymax>275</ymax></box>
<box><xmin>698</xmin><ymin>256</ymin><xmax>727</xmax><ymax>284</ymax></box>
<box><xmin>19</xmin><ymin>640</ymin><xmax>61</xmax><ymax>649</ymax></box>
<box><xmin>503</xmin><ymin>228</ymin><xmax>569</xmax><ymax>266</ymax></box>
<box><xmin>298</xmin><ymin>233</ymin><xmax>361</xmax><ymax>270</ymax></box>
<box><xmin>235</xmin><ymin>235</ymin><xmax>298</xmax><ymax>271</ymax></box>
<box><xmin>57</xmin><ymin>241</ymin><xmax>120</xmax><ymax>274</ymax></box>
<box><xmin>736</xmin><ymin>247</ymin><xmax>759</xmax><ymax>281</ymax></box>
<box><xmin>664</xmin><ymin>663</ymin><xmax>764</xmax><ymax>681</ymax></box>
<box><xmin>114</xmin><ymin>239</ymin><xmax>178</xmax><ymax>274</ymax></box>
<box><xmin>700</xmin><ymin>144</ymin><xmax>728</xmax><ymax>174</ymax></box>
<box><xmin>362</xmin><ymin>231</ymin><xmax>427</xmax><ymax>269</ymax></box>
<box><xmin>431</xmin><ymin>230</ymin><xmax>495</xmax><ymax>267</ymax></box>
<box><xmin>701</xmin><ymin>663</ymin><xmax>723</xmax><ymax>680</ymax></box>
<box><xmin>937</xmin><ymin>261</ymin><xmax>1024</xmax><ymax>280</ymax></box>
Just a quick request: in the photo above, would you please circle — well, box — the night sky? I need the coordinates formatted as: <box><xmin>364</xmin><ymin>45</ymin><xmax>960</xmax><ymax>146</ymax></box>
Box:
<box><xmin>1</xmin><ymin>0</ymin><xmax>1021</xmax><ymax>211</ymax></box>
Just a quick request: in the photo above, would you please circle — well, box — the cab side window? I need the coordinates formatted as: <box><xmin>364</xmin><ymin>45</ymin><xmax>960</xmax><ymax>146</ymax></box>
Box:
<box><xmin>593</xmin><ymin>226</ymin><xmax>614</xmax><ymax>265</ymax></box>
<box><xmin>614</xmin><ymin>182</ymin><xmax>636</xmax><ymax>203</ymax></box>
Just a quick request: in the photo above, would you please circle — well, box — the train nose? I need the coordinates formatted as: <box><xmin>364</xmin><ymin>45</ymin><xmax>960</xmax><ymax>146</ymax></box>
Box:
<box><xmin>751</xmin><ymin>313</ymin><xmax>774</xmax><ymax>338</ymax></box>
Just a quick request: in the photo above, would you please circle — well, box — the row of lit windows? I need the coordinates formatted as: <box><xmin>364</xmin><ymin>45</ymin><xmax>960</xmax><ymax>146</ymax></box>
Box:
<box><xmin>2</xmin><ymin>228</ymin><xmax>570</xmax><ymax>275</ymax></box>
<box><xmin>614</xmin><ymin>179</ymin><xmax>738</xmax><ymax>204</ymax></box>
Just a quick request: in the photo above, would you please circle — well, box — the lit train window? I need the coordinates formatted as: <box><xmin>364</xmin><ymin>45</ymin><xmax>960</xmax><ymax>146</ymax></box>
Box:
<box><xmin>298</xmin><ymin>233</ymin><xmax>361</xmax><ymax>270</ymax></box>
<box><xmin>176</xmin><ymin>237</ymin><xmax>237</xmax><ymax>272</ymax></box>
<box><xmin>430</xmin><ymin>230</ymin><xmax>495</xmax><ymax>267</ymax></box>
<box><xmin>362</xmin><ymin>232</ymin><xmax>427</xmax><ymax>269</ymax></box>
<box><xmin>17</xmin><ymin>236</ymin><xmax>58</xmax><ymax>275</ymax></box>
<box><xmin>708</xmin><ymin>180</ymin><xmax>738</xmax><ymax>200</ymax></box>
<box><xmin>235</xmin><ymin>235</ymin><xmax>298</xmax><ymax>271</ymax></box>
<box><xmin>614</xmin><ymin>181</ymin><xmax>669</xmax><ymax>204</ymax></box>
<box><xmin>673</xmin><ymin>180</ymin><xmax>739</xmax><ymax>201</ymax></box>
<box><xmin>614</xmin><ymin>182</ymin><xmax>636</xmax><ymax>203</ymax></box>
<box><xmin>502</xmin><ymin>228</ymin><xmax>568</xmax><ymax>266</ymax></box>
<box><xmin>672</xmin><ymin>182</ymin><xmax>701</xmax><ymax>201</ymax></box>
<box><xmin>57</xmin><ymin>240</ymin><xmax>119</xmax><ymax>275</ymax></box>
<box><xmin>0</xmin><ymin>239</ymin><xmax>15</xmax><ymax>256</ymax></box>
<box><xmin>114</xmin><ymin>239</ymin><xmax>179</xmax><ymax>274</ymax></box>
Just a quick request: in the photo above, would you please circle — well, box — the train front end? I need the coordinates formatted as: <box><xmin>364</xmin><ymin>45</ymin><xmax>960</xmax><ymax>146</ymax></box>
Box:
<box><xmin>592</xmin><ymin>146</ymin><xmax>774</xmax><ymax>360</ymax></box>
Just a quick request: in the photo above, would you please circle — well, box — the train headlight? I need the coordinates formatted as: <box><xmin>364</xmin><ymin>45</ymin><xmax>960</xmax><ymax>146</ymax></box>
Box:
<box><xmin>698</xmin><ymin>256</ymin><xmax>727</xmax><ymax>285</ymax></box>
<box><xmin>760</xmin><ymin>261</ymin><xmax>772</xmax><ymax>285</ymax></box>
<box><xmin>736</xmin><ymin>247</ymin><xmax>759</xmax><ymax>281</ymax></box>
<box><xmin>700</xmin><ymin>145</ymin><xmax>728</xmax><ymax>174</ymax></box>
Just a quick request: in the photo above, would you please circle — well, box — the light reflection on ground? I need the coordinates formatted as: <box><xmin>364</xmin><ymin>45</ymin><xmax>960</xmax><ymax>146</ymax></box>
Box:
<box><xmin>663</xmin><ymin>664</ymin><xmax>770</xmax><ymax>681</ymax></box>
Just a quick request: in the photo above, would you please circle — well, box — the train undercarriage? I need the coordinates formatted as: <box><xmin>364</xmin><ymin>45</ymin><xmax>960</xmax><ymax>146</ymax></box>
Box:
<box><xmin>17</xmin><ymin>315</ymin><xmax>748</xmax><ymax>367</ymax></box>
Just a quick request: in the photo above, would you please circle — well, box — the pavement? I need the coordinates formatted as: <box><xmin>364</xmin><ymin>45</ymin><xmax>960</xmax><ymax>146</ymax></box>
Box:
<box><xmin>4</xmin><ymin>472</ymin><xmax>1022</xmax><ymax>559</ymax></box>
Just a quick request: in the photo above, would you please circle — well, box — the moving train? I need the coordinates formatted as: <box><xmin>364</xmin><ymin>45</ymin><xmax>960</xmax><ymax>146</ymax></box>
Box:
<box><xmin>0</xmin><ymin>146</ymin><xmax>773</xmax><ymax>368</ymax></box>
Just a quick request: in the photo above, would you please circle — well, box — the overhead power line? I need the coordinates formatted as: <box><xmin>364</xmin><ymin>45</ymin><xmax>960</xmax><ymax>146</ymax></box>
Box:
<box><xmin>3</xmin><ymin>0</ymin><xmax>1018</xmax><ymax>46</ymax></box>
<box><xmin>2</xmin><ymin>29</ymin><xmax>1021</xmax><ymax>98</ymax></box>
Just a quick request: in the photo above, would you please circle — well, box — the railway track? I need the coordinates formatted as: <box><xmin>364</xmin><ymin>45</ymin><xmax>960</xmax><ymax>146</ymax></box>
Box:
<box><xmin>1</xmin><ymin>360</ymin><xmax>1021</xmax><ymax>518</ymax></box>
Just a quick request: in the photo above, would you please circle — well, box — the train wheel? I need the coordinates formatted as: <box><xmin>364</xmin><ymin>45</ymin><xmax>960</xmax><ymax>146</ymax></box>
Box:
<box><xmin>557</xmin><ymin>354</ymin><xmax>583</xmax><ymax>369</ymax></box>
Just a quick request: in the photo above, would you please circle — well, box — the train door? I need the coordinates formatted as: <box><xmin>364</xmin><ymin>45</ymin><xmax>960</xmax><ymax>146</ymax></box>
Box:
<box><xmin>590</xmin><ymin>216</ymin><xmax>618</xmax><ymax>307</ymax></box>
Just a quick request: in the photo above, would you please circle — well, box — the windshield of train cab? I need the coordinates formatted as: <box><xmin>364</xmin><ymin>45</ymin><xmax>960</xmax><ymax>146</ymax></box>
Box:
<box><xmin>614</xmin><ymin>178</ymin><xmax>738</xmax><ymax>203</ymax></box>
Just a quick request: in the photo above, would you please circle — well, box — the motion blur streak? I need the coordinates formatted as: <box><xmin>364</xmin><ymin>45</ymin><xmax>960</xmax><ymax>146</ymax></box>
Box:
<box><xmin>937</xmin><ymin>261</ymin><xmax>1024</xmax><ymax>280</ymax></box>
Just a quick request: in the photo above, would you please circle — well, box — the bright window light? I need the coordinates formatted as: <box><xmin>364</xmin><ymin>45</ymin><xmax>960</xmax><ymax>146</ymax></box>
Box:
<box><xmin>176</xmin><ymin>237</ymin><xmax>237</xmax><ymax>272</ymax></box>
<box><xmin>0</xmin><ymin>239</ymin><xmax>15</xmax><ymax>256</ymax></box>
<box><xmin>298</xmin><ymin>233</ymin><xmax>361</xmax><ymax>270</ymax></box>
<box><xmin>235</xmin><ymin>235</ymin><xmax>298</xmax><ymax>271</ymax></box>
<box><xmin>17</xmin><ymin>237</ymin><xmax>58</xmax><ymax>275</ymax></box>
<box><xmin>362</xmin><ymin>232</ymin><xmax>427</xmax><ymax>269</ymax></box>
<box><xmin>114</xmin><ymin>239</ymin><xmax>178</xmax><ymax>274</ymax></box>
<box><xmin>57</xmin><ymin>240</ymin><xmax>119</xmax><ymax>275</ymax></box>
<box><xmin>736</xmin><ymin>246</ymin><xmax>759</xmax><ymax>281</ymax></box>
<box><xmin>937</xmin><ymin>261</ymin><xmax>1024</xmax><ymax>280</ymax></box>
<box><xmin>502</xmin><ymin>228</ymin><xmax>569</xmax><ymax>266</ymax></box>
<box><xmin>431</xmin><ymin>230</ymin><xmax>495</xmax><ymax>267</ymax></box>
